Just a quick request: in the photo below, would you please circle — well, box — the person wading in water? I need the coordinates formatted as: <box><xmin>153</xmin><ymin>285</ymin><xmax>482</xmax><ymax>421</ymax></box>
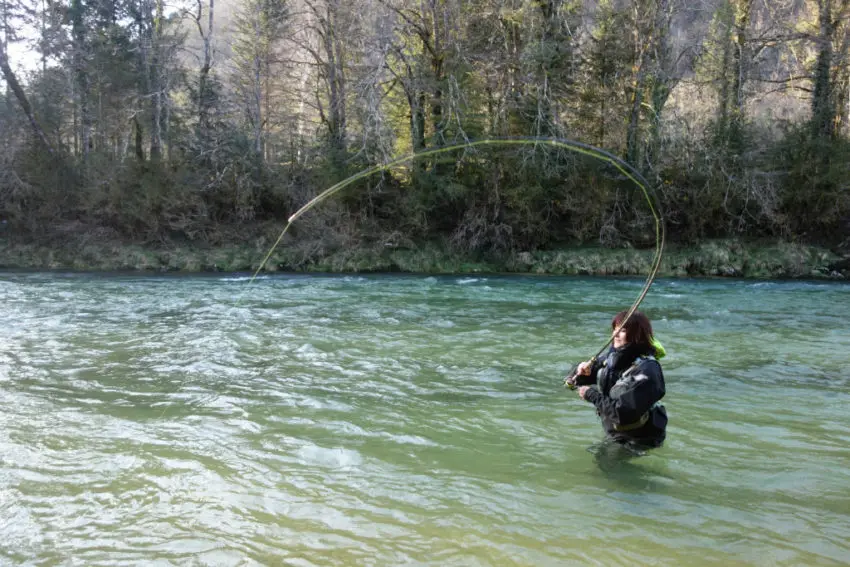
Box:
<box><xmin>567</xmin><ymin>310</ymin><xmax>667</xmax><ymax>450</ymax></box>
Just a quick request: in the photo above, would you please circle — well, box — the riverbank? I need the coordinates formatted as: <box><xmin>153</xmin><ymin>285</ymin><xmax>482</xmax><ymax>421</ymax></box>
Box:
<box><xmin>0</xmin><ymin>237</ymin><xmax>847</xmax><ymax>279</ymax></box>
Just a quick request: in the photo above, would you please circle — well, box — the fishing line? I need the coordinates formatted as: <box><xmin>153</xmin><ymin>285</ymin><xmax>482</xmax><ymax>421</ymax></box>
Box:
<box><xmin>158</xmin><ymin>138</ymin><xmax>663</xmax><ymax>419</ymax></box>
<box><xmin>244</xmin><ymin>136</ymin><xmax>665</xmax><ymax>384</ymax></box>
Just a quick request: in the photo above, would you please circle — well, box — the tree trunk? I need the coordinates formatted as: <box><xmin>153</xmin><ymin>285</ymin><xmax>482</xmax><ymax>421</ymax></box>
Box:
<box><xmin>138</xmin><ymin>0</ymin><xmax>151</xmax><ymax>159</ymax></box>
<box><xmin>812</xmin><ymin>0</ymin><xmax>836</xmax><ymax>139</ymax></box>
<box><xmin>0</xmin><ymin>41</ymin><xmax>54</xmax><ymax>153</ymax></box>
<box><xmin>165</xmin><ymin>80</ymin><xmax>172</xmax><ymax>162</ymax></box>
<box><xmin>253</xmin><ymin>50</ymin><xmax>262</xmax><ymax>154</ymax></box>
<box><xmin>265</xmin><ymin>49</ymin><xmax>271</xmax><ymax>161</ymax></box>
<box><xmin>836</xmin><ymin>65</ymin><xmax>850</xmax><ymax>136</ymax></box>
<box><xmin>599</xmin><ymin>78</ymin><xmax>605</xmax><ymax>148</ymax></box>
<box><xmin>71</xmin><ymin>0</ymin><xmax>90</xmax><ymax>159</ymax></box>
<box><xmin>729</xmin><ymin>0</ymin><xmax>752</xmax><ymax>138</ymax></box>
<box><xmin>427</xmin><ymin>0</ymin><xmax>444</xmax><ymax>144</ymax></box>
<box><xmin>197</xmin><ymin>0</ymin><xmax>215</xmax><ymax>130</ymax></box>
<box><xmin>714</xmin><ymin>2</ymin><xmax>734</xmax><ymax>139</ymax></box>
<box><xmin>322</xmin><ymin>0</ymin><xmax>347</xmax><ymax>155</ymax></box>
<box><xmin>626</xmin><ymin>2</ymin><xmax>649</xmax><ymax>166</ymax></box>
<box><xmin>834</xmin><ymin>16</ymin><xmax>850</xmax><ymax>135</ymax></box>
<box><xmin>626</xmin><ymin>60</ymin><xmax>646</xmax><ymax>166</ymax></box>
<box><xmin>332</xmin><ymin>4</ymin><xmax>347</xmax><ymax>150</ymax></box>
<box><xmin>149</xmin><ymin>0</ymin><xmax>163</xmax><ymax>160</ymax></box>
<box><xmin>133</xmin><ymin>115</ymin><xmax>145</xmax><ymax>161</ymax></box>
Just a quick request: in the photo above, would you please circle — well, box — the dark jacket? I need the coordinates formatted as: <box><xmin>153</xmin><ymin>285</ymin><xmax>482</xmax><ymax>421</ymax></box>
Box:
<box><xmin>582</xmin><ymin>343</ymin><xmax>667</xmax><ymax>447</ymax></box>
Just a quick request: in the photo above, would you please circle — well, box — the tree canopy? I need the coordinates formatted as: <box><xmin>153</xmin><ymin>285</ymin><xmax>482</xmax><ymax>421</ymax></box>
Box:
<box><xmin>1</xmin><ymin>0</ymin><xmax>849</xmax><ymax>252</ymax></box>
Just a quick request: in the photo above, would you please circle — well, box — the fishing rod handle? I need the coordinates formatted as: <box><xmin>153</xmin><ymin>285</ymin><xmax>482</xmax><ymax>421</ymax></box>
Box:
<box><xmin>563</xmin><ymin>356</ymin><xmax>597</xmax><ymax>390</ymax></box>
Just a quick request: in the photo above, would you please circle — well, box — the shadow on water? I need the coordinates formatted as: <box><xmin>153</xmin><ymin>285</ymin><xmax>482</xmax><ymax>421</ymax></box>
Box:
<box><xmin>587</xmin><ymin>439</ymin><xmax>673</xmax><ymax>493</ymax></box>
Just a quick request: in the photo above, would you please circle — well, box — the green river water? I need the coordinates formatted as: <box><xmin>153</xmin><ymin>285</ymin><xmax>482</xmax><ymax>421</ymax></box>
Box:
<box><xmin>1</xmin><ymin>273</ymin><xmax>849</xmax><ymax>566</ymax></box>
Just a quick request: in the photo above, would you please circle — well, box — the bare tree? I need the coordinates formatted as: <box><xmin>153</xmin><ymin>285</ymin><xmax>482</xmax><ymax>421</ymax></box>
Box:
<box><xmin>301</xmin><ymin>0</ymin><xmax>350</xmax><ymax>157</ymax></box>
<box><xmin>192</xmin><ymin>0</ymin><xmax>216</xmax><ymax>130</ymax></box>
<box><xmin>0</xmin><ymin>36</ymin><xmax>54</xmax><ymax>152</ymax></box>
<box><xmin>232</xmin><ymin>0</ymin><xmax>288</xmax><ymax>156</ymax></box>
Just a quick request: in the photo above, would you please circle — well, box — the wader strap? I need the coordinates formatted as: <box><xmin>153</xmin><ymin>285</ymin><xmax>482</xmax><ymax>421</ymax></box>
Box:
<box><xmin>613</xmin><ymin>411</ymin><xmax>650</xmax><ymax>432</ymax></box>
<box><xmin>613</xmin><ymin>402</ymin><xmax>661</xmax><ymax>432</ymax></box>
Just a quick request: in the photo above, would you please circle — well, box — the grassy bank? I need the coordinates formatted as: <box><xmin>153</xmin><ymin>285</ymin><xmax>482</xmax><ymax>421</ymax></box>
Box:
<box><xmin>0</xmin><ymin>236</ymin><xmax>847</xmax><ymax>280</ymax></box>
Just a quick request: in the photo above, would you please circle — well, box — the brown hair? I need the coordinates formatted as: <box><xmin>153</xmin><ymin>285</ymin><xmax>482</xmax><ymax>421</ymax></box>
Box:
<box><xmin>611</xmin><ymin>310</ymin><xmax>654</xmax><ymax>349</ymax></box>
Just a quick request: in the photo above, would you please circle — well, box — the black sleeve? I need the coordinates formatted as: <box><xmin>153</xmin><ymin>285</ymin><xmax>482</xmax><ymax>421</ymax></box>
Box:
<box><xmin>584</xmin><ymin>360</ymin><xmax>665</xmax><ymax>427</ymax></box>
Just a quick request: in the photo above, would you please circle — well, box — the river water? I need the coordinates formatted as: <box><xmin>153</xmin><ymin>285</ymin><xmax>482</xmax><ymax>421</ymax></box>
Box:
<box><xmin>1</xmin><ymin>272</ymin><xmax>848</xmax><ymax>566</ymax></box>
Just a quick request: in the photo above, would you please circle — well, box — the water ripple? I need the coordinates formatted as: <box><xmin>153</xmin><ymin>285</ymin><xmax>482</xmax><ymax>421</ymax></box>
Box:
<box><xmin>1</xmin><ymin>273</ymin><xmax>849</xmax><ymax>565</ymax></box>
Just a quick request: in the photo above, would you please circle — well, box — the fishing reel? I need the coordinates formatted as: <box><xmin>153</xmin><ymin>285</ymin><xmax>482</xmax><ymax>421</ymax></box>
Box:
<box><xmin>563</xmin><ymin>358</ymin><xmax>597</xmax><ymax>390</ymax></box>
<box><xmin>563</xmin><ymin>364</ymin><xmax>580</xmax><ymax>390</ymax></box>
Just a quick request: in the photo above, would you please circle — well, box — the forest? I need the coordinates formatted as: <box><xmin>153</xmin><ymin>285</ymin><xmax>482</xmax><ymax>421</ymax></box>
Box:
<box><xmin>1</xmin><ymin>0</ymin><xmax>849</xmax><ymax>270</ymax></box>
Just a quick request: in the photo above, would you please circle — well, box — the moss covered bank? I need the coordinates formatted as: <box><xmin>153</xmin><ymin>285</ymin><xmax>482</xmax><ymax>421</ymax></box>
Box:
<box><xmin>1</xmin><ymin>237</ymin><xmax>848</xmax><ymax>280</ymax></box>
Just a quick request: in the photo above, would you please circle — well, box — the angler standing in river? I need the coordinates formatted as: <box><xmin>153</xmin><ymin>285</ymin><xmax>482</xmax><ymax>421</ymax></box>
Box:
<box><xmin>567</xmin><ymin>310</ymin><xmax>668</xmax><ymax>449</ymax></box>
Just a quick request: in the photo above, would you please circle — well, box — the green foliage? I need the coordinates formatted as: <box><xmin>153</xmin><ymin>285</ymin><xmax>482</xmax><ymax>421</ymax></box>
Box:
<box><xmin>575</xmin><ymin>1</ymin><xmax>633</xmax><ymax>151</ymax></box>
<box><xmin>0</xmin><ymin>142</ymin><xmax>76</xmax><ymax>233</ymax></box>
<box><xmin>653</xmin><ymin>123</ymin><xmax>779</xmax><ymax>243</ymax></box>
<box><xmin>2</xmin><ymin>0</ymin><xmax>850</xmax><ymax>263</ymax></box>
<box><xmin>770</xmin><ymin>126</ymin><xmax>850</xmax><ymax>238</ymax></box>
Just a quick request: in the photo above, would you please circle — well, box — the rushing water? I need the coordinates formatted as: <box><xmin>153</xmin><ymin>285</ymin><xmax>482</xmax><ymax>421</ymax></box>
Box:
<box><xmin>1</xmin><ymin>272</ymin><xmax>849</xmax><ymax>566</ymax></box>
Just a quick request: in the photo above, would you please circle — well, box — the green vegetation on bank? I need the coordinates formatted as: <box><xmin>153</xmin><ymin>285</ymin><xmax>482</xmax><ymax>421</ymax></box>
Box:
<box><xmin>1</xmin><ymin>237</ymin><xmax>845</xmax><ymax>280</ymax></box>
<box><xmin>3</xmin><ymin>1</ymin><xmax>850</xmax><ymax>270</ymax></box>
